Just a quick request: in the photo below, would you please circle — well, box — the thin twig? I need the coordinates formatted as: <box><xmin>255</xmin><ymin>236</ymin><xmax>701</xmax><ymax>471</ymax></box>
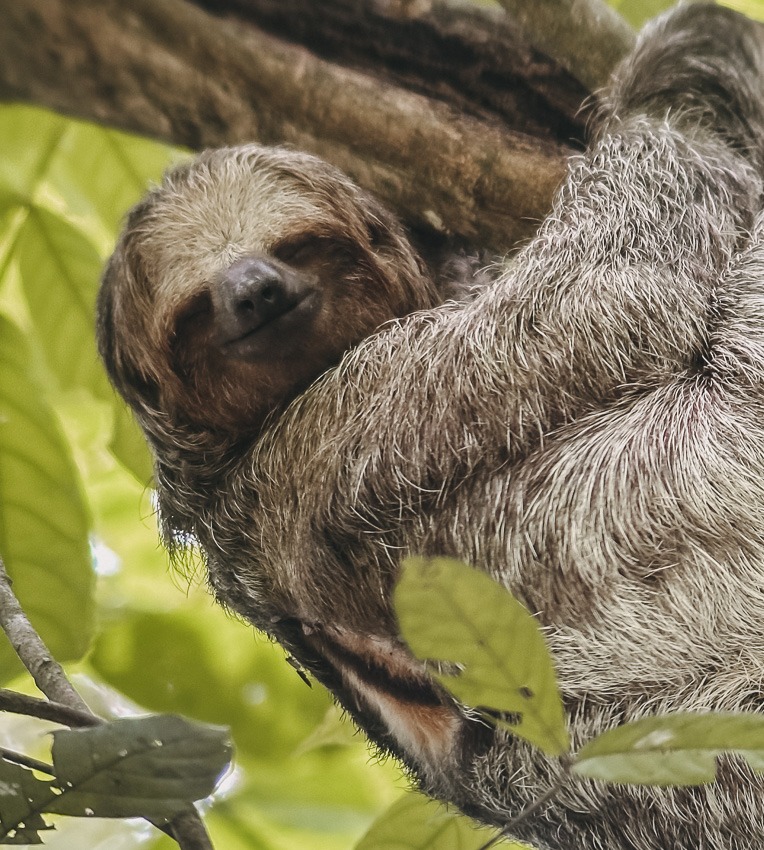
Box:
<box><xmin>0</xmin><ymin>747</ymin><xmax>55</xmax><ymax>775</ymax></box>
<box><xmin>0</xmin><ymin>560</ymin><xmax>90</xmax><ymax>713</ymax></box>
<box><xmin>0</xmin><ymin>556</ymin><xmax>214</xmax><ymax>850</ymax></box>
<box><xmin>0</xmin><ymin>689</ymin><xmax>100</xmax><ymax>728</ymax></box>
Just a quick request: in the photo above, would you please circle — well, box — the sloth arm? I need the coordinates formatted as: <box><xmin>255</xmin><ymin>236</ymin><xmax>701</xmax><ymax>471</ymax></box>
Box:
<box><xmin>455</xmin><ymin>211</ymin><xmax>764</xmax><ymax>684</ymax></box>
<box><xmin>243</xmin><ymin>5</ymin><xmax>764</xmax><ymax>621</ymax></box>
<box><xmin>269</xmin><ymin>7</ymin><xmax>764</xmax><ymax>522</ymax></box>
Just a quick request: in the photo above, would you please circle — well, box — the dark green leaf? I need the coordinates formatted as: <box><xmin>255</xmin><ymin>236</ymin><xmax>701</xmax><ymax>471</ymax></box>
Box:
<box><xmin>574</xmin><ymin>712</ymin><xmax>764</xmax><ymax>785</ymax></box>
<box><xmin>0</xmin><ymin>759</ymin><xmax>55</xmax><ymax>844</ymax></box>
<box><xmin>50</xmin><ymin>715</ymin><xmax>232</xmax><ymax>819</ymax></box>
<box><xmin>395</xmin><ymin>557</ymin><xmax>569</xmax><ymax>756</ymax></box>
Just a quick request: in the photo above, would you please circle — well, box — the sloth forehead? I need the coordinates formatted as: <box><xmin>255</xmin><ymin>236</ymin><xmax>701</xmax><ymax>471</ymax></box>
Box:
<box><xmin>138</xmin><ymin>162</ymin><xmax>337</xmax><ymax>308</ymax></box>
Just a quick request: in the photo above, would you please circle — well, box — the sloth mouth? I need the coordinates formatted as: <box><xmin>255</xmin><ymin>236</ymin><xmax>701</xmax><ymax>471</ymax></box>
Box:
<box><xmin>221</xmin><ymin>291</ymin><xmax>319</xmax><ymax>360</ymax></box>
<box><xmin>295</xmin><ymin>622</ymin><xmax>464</xmax><ymax>771</ymax></box>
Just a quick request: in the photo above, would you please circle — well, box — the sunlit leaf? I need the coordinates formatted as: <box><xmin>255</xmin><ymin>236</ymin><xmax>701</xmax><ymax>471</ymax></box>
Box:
<box><xmin>395</xmin><ymin>557</ymin><xmax>569</xmax><ymax>756</ymax></box>
<box><xmin>15</xmin><ymin>207</ymin><xmax>108</xmax><ymax>396</ymax></box>
<box><xmin>50</xmin><ymin>715</ymin><xmax>232</xmax><ymax>819</ymax></box>
<box><xmin>108</xmin><ymin>401</ymin><xmax>153</xmax><ymax>485</ymax></box>
<box><xmin>355</xmin><ymin>792</ymin><xmax>518</xmax><ymax>850</ymax></box>
<box><xmin>0</xmin><ymin>108</ymin><xmax>67</xmax><ymax>201</ymax></box>
<box><xmin>0</xmin><ymin>315</ymin><xmax>94</xmax><ymax>681</ymax></box>
<box><xmin>718</xmin><ymin>0</ymin><xmax>764</xmax><ymax>22</ymax></box>
<box><xmin>46</xmin><ymin>122</ymin><xmax>182</xmax><ymax>234</ymax></box>
<box><xmin>574</xmin><ymin>712</ymin><xmax>764</xmax><ymax>785</ymax></box>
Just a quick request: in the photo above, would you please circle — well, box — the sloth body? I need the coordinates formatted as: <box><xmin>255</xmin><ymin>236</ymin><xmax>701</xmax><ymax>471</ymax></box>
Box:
<box><xmin>99</xmin><ymin>6</ymin><xmax>764</xmax><ymax>849</ymax></box>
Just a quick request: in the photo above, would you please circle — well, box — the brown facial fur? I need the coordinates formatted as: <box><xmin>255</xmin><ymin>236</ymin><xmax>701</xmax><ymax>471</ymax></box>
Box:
<box><xmin>98</xmin><ymin>145</ymin><xmax>440</xmax><ymax>437</ymax></box>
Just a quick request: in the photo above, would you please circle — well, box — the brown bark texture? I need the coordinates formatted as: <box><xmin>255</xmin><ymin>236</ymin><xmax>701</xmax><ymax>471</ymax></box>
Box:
<box><xmin>0</xmin><ymin>0</ymin><xmax>590</xmax><ymax>252</ymax></box>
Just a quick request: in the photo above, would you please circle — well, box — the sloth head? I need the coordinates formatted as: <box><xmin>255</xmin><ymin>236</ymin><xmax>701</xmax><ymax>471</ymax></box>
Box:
<box><xmin>98</xmin><ymin>145</ymin><xmax>438</xmax><ymax>437</ymax></box>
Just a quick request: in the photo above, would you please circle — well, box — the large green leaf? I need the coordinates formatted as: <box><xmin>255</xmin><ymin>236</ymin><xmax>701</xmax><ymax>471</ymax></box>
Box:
<box><xmin>16</xmin><ymin>206</ymin><xmax>109</xmax><ymax>397</ymax></box>
<box><xmin>355</xmin><ymin>792</ymin><xmax>519</xmax><ymax>850</ymax></box>
<box><xmin>574</xmin><ymin>712</ymin><xmax>764</xmax><ymax>786</ymax></box>
<box><xmin>395</xmin><ymin>557</ymin><xmax>569</xmax><ymax>756</ymax></box>
<box><xmin>51</xmin><ymin>715</ymin><xmax>232</xmax><ymax>818</ymax></box>
<box><xmin>0</xmin><ymin>315</ymin><xmax>94</xmax><ymax>681</ymax></box>
<box><xmin>45</xmin><ymin>120</ymin><xmax>181</xmax><ymax>234</ymax></box>
<box><xmin>14</xmin><ymin>206</ymin><xmax>152</xmax><ymax>481</ymax></box>
<box><xmin>0</xmin><ymin>108</ymin><xmax>67</xmax><ymax>202</ymax></box>
<box><xmin>0</xmin><ymin>715</ymin><xmax>231</xmax><ymax>843</ymax></box>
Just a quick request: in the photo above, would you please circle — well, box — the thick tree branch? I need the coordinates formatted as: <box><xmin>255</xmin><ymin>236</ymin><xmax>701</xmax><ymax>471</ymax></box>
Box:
<box><xmin>0</xmin><ymin>0</ymin><xmax>579</xmax><ymax>251</ymax></box>
<box><xmin>496</xmin><ymin>0</ymin><xmax>635</xmax><ymax>90</ymax></box>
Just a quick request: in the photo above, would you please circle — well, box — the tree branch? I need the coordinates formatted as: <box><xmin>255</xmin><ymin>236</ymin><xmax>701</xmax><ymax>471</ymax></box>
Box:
<box><xmin>0</xmin><ymin>747</ymin><xmax>55</xmax><ymax>776</ymax></box>
<box><xmin>0</xmin><ymin>689</ymin><xmax>100</xmax><ymax>728</ymax></box>
<box><xmin>0</xmin><ymin>559</ymin><xmax>90</xmax><ymax>713</ymax></box>
<box><xmin>0</xmin><ymin>557</ymin><xmax>214</xmax><ymax>850</ymax></box>
<box><xmin>0</xmin><ymin>0</ymin><xmax>576</xmax><ymax>251</ymax></box>
<box><xmin>495</xmin><ymin>0</ymin><xmax>635</xmax><ymax>91</ymax></box>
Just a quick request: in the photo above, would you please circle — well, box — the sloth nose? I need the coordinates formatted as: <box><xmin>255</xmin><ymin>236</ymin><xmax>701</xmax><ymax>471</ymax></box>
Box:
<box><xmin>215</xmin><ymin>257</ymin><xmax>293</xmax><ymax>342</ymax></box>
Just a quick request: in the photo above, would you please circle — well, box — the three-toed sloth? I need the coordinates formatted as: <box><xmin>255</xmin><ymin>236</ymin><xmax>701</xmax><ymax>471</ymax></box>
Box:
<box><xmin>98</xmin><ymin>5</ymin><xmax>764</xmax><ymax>849</ymax></box>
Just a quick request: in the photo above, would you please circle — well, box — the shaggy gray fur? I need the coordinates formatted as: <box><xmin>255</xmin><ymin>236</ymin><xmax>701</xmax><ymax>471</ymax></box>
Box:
<box><xmin>98</xmin><ymin>5</ymin><xmax>764</xmax><ymax>848</ymax></box>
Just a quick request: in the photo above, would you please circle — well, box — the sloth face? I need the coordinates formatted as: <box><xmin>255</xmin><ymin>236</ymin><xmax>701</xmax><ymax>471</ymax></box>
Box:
<box><xmin>98</xmin><ymin>145</ymin><xmax>438</xmax><ymax>435</ymax></box>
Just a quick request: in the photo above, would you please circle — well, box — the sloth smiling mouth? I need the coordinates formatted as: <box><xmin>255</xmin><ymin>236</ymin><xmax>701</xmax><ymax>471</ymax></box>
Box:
<box><xmin>220</xmin><ymin>290</ymin><xmax>319</xmax><ymax>360</ymax></box>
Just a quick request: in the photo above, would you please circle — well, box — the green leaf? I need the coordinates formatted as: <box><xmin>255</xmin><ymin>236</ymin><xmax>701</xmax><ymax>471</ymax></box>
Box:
<box><xmin>16</xmin><ymin>207</ymin><xmax>109</xmax><ymax>398</ymax></box>
<box><xmin>354</xmin><ymin>792</ymin><xmax>518</xmax><ymax>850</ymax></box>
<box><xmin>574</xmin><ymin>712</ymin><xmax>764</xmax><ymax>786</ymax></box>
<box><xmin>394</xmin><ymin>557</ymin><xmax>569</xmax><ymax>756</ymax></box>
<box><xmin>0</xmin><ymin>315</ymin><xmax>94</xmax><ymax>682</ymax></box>
<box><xmin>717</xmin><ymin>1</ymin><xmax>764</xmax><ymax>23</ymax></box>
<box><xmin>45</xmin><ymin>122</ymin><xmax>181</xmax><ymax>234</ymax></box>
<box><xmin>50</xmin><ymin>715</ymin><xmax>232</xmax><ymax>819</ymax></box>
<box><xmin>0</xmin><ymin>107</ymin><xmax>67</xmax><ymax>201</ymax></box>
<box><xmin>0</xmin><ymin>759</ymin><xmax>55</xmax><ymax>844</ymax></box>
<box><xmin>108</xmin><ymin>401</ymin><xmax>153</xmax><ymax>486</ymax></box>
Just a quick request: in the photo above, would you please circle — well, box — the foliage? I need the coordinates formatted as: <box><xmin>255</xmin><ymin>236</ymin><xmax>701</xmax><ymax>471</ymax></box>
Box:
<box><xmin>396</xmin><ymin>557</ymin><xmax>569</xmax><ymax>756</ymax></box>
<box><xmin>0</xmin><ymin>715</ymin><xmax>231</xmax><ymax>843</ymax></box>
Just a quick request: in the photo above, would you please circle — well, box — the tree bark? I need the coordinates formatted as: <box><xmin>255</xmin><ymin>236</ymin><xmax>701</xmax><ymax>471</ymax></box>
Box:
<box><xmin>0</xmin><ymin>0</ymin><xmax>598</xmax><ymax>251</ymax></box>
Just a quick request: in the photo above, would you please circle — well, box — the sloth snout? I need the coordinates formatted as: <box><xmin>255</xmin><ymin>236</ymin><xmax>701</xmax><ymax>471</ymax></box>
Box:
<box><xmin>215</xmin><ymin>256</ymin><xmax>292</xmax><ymax>342</ymax></box>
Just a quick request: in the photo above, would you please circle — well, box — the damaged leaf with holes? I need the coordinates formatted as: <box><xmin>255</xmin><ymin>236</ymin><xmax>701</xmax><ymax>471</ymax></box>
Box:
<box><xmin>394</xmin><ymin>557</ymin><xmax>570</xmax><ymax>756</ymax></box>
<box><xmin>0</xmin><ymin>714</ymin><xmax>232</xmax><ymax>843</ymax></box>
<box><xmin>0</xmin><ymin>760</ymin><xmax>55</xmax><ymax>844</ymax></box>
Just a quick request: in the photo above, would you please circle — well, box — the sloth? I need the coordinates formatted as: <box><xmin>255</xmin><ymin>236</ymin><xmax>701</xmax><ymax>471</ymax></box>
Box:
<box><xmin>98</xmin><ymin>5</ymin><xmax>764</xmax><ymax>849</ymax></box>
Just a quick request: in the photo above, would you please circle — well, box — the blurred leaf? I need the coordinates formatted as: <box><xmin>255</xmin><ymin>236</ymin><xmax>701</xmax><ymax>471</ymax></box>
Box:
<box><xmin>108</xmin><ymin>401</ymin><xmax>153</xmax><ymax>486</ymax></box>
<box><xmin>50</xmin><ymin>715</ymin><xmax>232</xmax><ymax>818</ymax></box>
<box><xmin>395</xmin><ymin>557</ymin><xmax>569</xmax><ymax>756</ymax></box>
<box><xmin>0</xmin><ymin>108</ymin><xmax>67</xmax><ymax>201</ymax></box>
<box><xmin>0</xmin><ymin>759</ymin><xmax>55</xmax><ymax>845</ymax></box>
<box><xmin>90</xmin><ymin>608</ymin><xmax>330</xmax><ymax>762</ymax></box>
<box><xmin>0</xmin><ymin>315</ymin><xmax>94</xmax><ymax>682</ymax></box>
<box><xmin>16</xmin><ymin>207</ymin><xmax>109</xmax><ymax>397</ymax></box>
<box><xmin>355</xmin><ymin>792</ymin><xmax>518</xmax><ymax>850</ymax></box>
<box><xmin>574</xmin><ymin>712</ymin><xmax>764</xmax><ymax>786</ymax></box>
<box><xmin>718</xmin><ymin>0</ymin><xmax>764</xmax><ymax>21</ymax></box>
<box><xmin>45</xmin><ymin>122</ymin><xmax>181</xmax><ymax>234</ymax></box>
<box><xmin>609</xmin><ymin>0</ymin><xmax>671</xmax><ymax>27</ymax></box>
<box><xmin>293</xmin><ymin>705</ymin><xmax>361</xmax><ymax>757</ymax></box>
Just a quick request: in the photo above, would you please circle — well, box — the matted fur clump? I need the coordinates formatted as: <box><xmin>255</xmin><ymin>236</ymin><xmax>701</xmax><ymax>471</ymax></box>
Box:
<box><xmin>98</xmin><ymin>5</ymin><xmax>764</xmax><ymax>848</ymax></box>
